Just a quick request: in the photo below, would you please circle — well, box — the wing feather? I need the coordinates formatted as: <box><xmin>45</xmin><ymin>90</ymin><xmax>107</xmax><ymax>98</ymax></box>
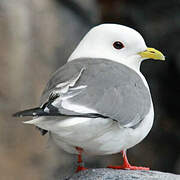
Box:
<box><xmin>40</xmin><ymin>58</ymin><xmax>151</xmax><ymax>128</ymax></box>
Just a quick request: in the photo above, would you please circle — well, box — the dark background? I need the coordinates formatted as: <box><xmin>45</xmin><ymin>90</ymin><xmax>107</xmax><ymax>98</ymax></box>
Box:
<box><xmin>0</xmin><ymin>0</ymin><xmax>179</xmax><ymax>179</ymax></box>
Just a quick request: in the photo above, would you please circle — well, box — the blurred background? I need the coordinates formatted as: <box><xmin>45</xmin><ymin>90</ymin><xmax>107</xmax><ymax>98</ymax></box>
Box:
<box><xmin>0</xmin><ymin>0</ymin><xmax>180</xmax><ymax>179</ymax></box>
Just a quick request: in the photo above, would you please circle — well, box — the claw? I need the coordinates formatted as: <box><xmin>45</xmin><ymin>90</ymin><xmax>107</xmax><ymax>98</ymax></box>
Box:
<box><xmin>76</xmin><ymin>165</ymin><xmax>88</xmax><ymax>173</ymax></box>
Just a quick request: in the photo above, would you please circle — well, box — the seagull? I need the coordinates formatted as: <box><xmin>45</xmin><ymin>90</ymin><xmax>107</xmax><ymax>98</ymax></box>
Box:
<box><xmin>13</xmin><ymin>24</ymin><xmax>165</xmax><ymax>172</ymax></box>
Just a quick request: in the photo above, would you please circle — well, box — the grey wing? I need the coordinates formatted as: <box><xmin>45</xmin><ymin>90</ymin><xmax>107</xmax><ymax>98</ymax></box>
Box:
<box><xmin>40</xmin><ymin>58</ymin><xmax>151</xmax><ymax>128</ymax></box>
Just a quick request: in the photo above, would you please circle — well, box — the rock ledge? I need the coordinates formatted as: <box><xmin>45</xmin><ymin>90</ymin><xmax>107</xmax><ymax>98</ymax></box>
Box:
<box><xmin>65</xmin><ymin>168</ymin><xmax>180</xmax><ymax>180</ymax></box>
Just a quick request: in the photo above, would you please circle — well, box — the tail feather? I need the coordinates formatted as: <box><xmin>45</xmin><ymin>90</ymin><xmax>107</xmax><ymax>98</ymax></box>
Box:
<box><xmin>23</xmin><ymin>117</ymin><xmax>44</xmax><ymax>124</ymax></box>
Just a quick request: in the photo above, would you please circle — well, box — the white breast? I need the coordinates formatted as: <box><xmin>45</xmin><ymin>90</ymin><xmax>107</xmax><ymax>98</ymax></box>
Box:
<box><xmin>28</xmin><ymin>71</ymin><xmax>154</xmax><ymax>155</ymax></box>
<box><xmin>47</xmin><ymin>99</ymin><xmax>154</xmax><ymax>155</ymax></box>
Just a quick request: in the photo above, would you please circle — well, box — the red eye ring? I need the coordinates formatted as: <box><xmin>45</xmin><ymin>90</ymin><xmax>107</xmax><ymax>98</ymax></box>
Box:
<box><xmin>113</xmin><ymin>41</ymin><xmax>124</xmax><ymax>49</ymax></box>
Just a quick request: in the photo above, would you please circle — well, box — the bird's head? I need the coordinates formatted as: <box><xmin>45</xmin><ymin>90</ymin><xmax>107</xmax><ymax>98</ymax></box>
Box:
<box><xmin>68</xmin><ymin>24</ymin><xmax>165</xmax><ymax>71</ymax></box>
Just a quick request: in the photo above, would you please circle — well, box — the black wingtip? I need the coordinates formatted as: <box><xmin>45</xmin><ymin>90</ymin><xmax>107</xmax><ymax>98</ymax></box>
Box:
<box><xmin>12</xmin><ymin>107</ymin><xmax>44</xmax><ymax>117</ymax></box>
<box><xmin>12</xmin><ymin>111</ymin><xmax>24</xmax><ymax>117</ymax></box>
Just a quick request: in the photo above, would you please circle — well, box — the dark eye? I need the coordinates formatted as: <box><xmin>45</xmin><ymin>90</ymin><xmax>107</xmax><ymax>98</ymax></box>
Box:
<box><xmin>113</xmin><ymin>41</ymin><xmax>124</xmax><ymax>49</ymax></box>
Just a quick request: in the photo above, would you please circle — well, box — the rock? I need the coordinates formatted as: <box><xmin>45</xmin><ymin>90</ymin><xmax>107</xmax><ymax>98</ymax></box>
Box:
<box><xmin>65</xmin><ymin>168</ymin><xmax>180</xmax><ymax>180</ymax></box>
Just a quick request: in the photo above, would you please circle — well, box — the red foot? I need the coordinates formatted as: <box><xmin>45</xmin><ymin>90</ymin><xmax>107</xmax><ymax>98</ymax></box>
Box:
<box><xmin>107</xmin><ymin>165</ymin><xmax>150</xmax><ymax>170</ymax></box>
<box><xmin>76</xmin><ymin>165</ymin><xmax>88</xmax><ymax>173</ymax></box>
<box><xmin>75</xmin><ymin>147</ymin><xmax>88</xmax><ymax>173</ymax></box>
<box><xmin>107</xmin><ymin>150</ymin><xmax>150</xmax><ymax>171</ymax></box>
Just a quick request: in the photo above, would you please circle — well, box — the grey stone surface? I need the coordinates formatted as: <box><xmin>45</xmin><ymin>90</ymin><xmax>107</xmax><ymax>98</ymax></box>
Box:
<box><xmin>65</xmin><ymin>168</ymin><xmax>180</xmax><ymax>180</ymax></box>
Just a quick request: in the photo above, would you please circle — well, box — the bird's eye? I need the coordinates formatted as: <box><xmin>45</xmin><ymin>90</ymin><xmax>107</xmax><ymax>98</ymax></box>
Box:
<box><xmin>113</xmin><ymin>41</ymin><xmax>124</xmax><ymax>50</ymax></box>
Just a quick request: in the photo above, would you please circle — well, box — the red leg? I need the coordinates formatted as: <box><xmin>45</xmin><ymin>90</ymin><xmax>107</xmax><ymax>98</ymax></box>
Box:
<box><xmin>107</xmin><ymin>150</ymin><xmax>150</xmax><ymax>170</ymax></box>
<box><xmin>75</xmin><ymin>147</ymin><xmax>88</xmax><ymax>173</ymax></box>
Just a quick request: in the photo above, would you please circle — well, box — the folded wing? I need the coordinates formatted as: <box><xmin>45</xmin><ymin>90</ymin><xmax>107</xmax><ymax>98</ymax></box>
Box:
<box><xmin>39</xmin><ymin>58</ymin><xmax>151</xmax><ymax>128</ymax></box>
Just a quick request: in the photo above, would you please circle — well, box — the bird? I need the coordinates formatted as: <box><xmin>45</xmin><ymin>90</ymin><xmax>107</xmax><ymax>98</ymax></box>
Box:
<box><xmin>13</xmin><ymin>24</ymin><xmax>165</xmax><ymax>172</ymax></box>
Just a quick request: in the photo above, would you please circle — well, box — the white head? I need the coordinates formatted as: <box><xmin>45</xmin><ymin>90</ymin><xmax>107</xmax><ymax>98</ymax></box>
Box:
<box><xmin>68</xmin><ymin>24</ymin><xmax>165</xmax><ymax>71</ymax></box>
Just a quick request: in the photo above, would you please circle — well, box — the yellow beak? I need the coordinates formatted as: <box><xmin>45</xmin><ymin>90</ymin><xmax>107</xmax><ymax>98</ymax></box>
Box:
<box><xmin>139</xmin><ymin>47</ymin><xmax>165</xmax><ymax>61</ymax></box>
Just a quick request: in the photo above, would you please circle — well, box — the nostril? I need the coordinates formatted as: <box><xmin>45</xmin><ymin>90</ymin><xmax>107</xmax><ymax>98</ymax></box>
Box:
<box><xmin>150</xmin><ymin>51</ymin><xmax>155</xmax><ymax>53</ymax></box>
